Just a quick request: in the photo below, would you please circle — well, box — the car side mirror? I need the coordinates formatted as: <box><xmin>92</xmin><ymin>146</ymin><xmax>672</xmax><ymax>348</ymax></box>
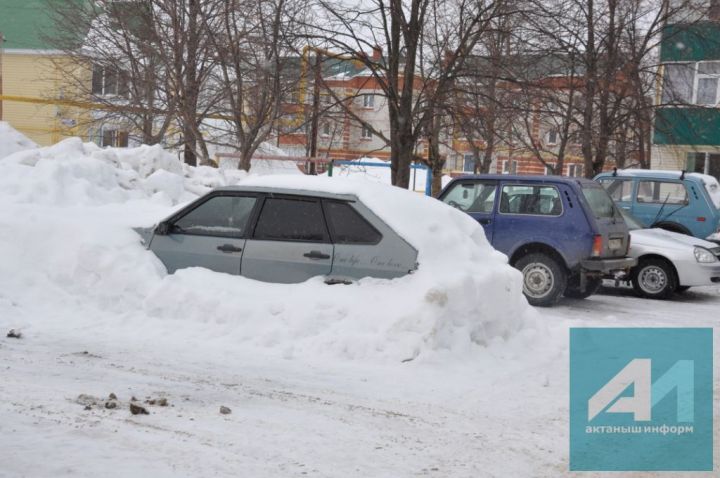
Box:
<box><xmin>155</xmin><ymin>221</ymin><xmax>171</xmax><ymax>235</ymax></box>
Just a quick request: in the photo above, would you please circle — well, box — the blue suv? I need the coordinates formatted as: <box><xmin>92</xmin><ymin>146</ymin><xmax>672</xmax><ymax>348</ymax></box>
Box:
<box><xmin>439</xmin><ymin>175</ymin><xmax>636</xmax><ymax>306</ymax></box>
<box><xmin>594</xmin><ymin>170</ymin><xmax>720</xmax><ymax>242</ymax></box>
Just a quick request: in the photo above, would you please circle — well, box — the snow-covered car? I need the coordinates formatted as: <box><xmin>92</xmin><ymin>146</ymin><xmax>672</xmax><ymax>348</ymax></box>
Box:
<box><xmin>616</xmin><ymin>209</ymin><xmax>720</xmax><ymax>299</ymax></box>
<box><xmin>137</xmin><ymin>182</ymin><xmax>421</xmax><ymax>283</ymax></box>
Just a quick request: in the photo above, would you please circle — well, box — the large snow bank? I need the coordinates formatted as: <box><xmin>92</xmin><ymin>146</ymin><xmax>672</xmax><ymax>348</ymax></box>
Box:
<box><xmin>0</xmin><ymin>122</ymin><xmax>37</xmax><ymax>159</ymax></box>
<box><xmin>0</xmin><ymin>141</ymin><xmax>537</xmax><ymax>363</ymax></box>
<box><xmin>323</xmin><ymin>157</ymin><xmax>452</xmax><ymax>192</ymax></box>
<box><xmin>0</xmin><ymin>138</ymin><xmax>247</xmax><ymax>206</ymax></box>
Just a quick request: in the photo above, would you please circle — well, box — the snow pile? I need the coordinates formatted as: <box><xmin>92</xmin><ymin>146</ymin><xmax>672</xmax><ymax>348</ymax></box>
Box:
<box><xmin>324</xmin><ymin>157</ymin><xmax>452</xmax><ymax>192</ymax></box>
<box><xmin>0</xmin><ymin>138</ymin><xmax>247</xmax><ymax>206</ymax></box>
<box><xmin>0</xmin><ymin>122</ymin><xmax>37</xmax><ymax>159</ymax></box>
<box><xmin>0</xmin><ymin>144</ymin><xmax>537</xmax><ymax>363</ymax></box>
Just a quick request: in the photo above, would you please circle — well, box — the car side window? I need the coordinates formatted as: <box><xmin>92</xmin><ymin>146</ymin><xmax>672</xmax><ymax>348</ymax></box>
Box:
<box><xmin>441</xmin><ymin>182</ymin><xmax>497</xmax><ymax>213</ymax></box>
<box><xmin>323</xmin><ymin>201</ymin><xmax>382</xmax><ymax>244</ymax></box>
<box><xmin>600</xmin><ymin>178</ymin><xmax>633</xmax><ymax>202</ymax></box>
<box><xmin>253</xmin><ymin>197</ymin><xmax>328</xmax><ymax>242</ymax></box>
<box><xmin>636</xmin><ymin>180</ymin><xmax>688</xmax><ymax>205</ymax></box>
<box><xmin>499</xmin><ymin>185</ymin><xmax>562</xmax><ymax>216</ymax></box>
<box><xmin>173</xmin><ymin>195</ymin><xmax>257</xmax><ymax>238</ymax></box>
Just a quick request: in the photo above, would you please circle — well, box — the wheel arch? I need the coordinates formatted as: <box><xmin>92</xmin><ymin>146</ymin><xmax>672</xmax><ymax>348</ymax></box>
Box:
<box><xmin>653</xmin><ymin>221</ymin><xmax>692</xmax><ymax>236</ymax></box>
<box><xmin>509</xmin><ymin>242</ymin><xmax>568</xmax><ymax>271</ymax></box>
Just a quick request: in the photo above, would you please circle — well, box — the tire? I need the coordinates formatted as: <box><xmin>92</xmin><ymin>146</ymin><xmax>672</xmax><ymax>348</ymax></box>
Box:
<box><xmin>631</xmin><ymin>258</ymin><xmax>678</xmax><ymax>299</ymax></box>
<box><xmin>515</xmin><ymin>253</ymin><xmax>567</xmax><ymax>307</ymax></box>
<box><xmin>564</xmin><ymin>275</ymin><xmax>602</xmax><ymax>299</ymax></box>
<box><xmin>676</xmin><ymin>286</ymin><xmax>691</xmax><ymax>294</ymax></box>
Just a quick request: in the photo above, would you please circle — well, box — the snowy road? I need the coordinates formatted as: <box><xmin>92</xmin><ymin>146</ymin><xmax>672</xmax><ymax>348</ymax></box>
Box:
<box><xmin>3</xmin><ymin>286</ymin><xmax>720</xmax><ymax>478</ymax></box>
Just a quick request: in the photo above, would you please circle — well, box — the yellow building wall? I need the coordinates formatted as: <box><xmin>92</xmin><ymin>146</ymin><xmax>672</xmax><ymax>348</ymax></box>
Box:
<box><xmin>1</xmin><ymin>51</ymin><xmax>91</xmax><ymax>146</ymax></box>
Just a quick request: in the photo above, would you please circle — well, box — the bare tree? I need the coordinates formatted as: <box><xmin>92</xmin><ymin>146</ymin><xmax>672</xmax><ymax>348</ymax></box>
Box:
<box><xmin>204</xmin><ymin>0</ymin><xmax>300</xmax><ymax>170</ymax></box>
<box><xmin>46</xmin><ymin>0</ymin><xmax>175</xmax><ymax>146</ymax></box>
<box><xmin>300</xmin><ymin>0</ymin><xmax>516</xmax><ymax>188</ymax></box>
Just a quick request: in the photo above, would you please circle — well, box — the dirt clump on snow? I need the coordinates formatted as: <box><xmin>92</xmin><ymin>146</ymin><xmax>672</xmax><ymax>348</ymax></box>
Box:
<box><xmin>6</xmin><ymin>329</ymin><xmax>21</xmax><ymax>339</ymax></box>
<box><xmin>130</xmin><ymin>403</ymin><xmax>149</xmax><ymax>415</ymax></box>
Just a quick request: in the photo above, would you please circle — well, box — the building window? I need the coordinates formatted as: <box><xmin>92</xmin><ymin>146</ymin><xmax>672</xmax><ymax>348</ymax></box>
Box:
<box><xmin>545</xmin><ymin>163</ymin><xmax>556</xmax><ymax>175</ymax></box>
<box><xmin>92</xmin><ymin>65</ymin><xmax>129</xmax><ymax>97</ymax></box>
<box><xmin>501</xmin><ymin>159</ymin><xmax>517</xmax><ymax>174</ymax></box>
<box><xmin>360</xmin><ymin>125</ymin><xmax>372</xmax><ymax>139</ymax></box>
<box><xmin>566</xmin><ymin>163</ymin><xmax>584</xmax><ymax>177</ymax></box>
<box><xmin>101</xmin><ymin>128</ymin><xmax>129</xmax><ymax>148</ymax></box>
<box><xmin>661</xmin><ymin>63</ymin><xmax>694</xmax><ymax>104</ymax></box>
<box><xmin>546</xmin><ymin>129</ymin><xmax>558</xmax><ymax>145</ymax></box>
<box><xmin>463</xmin><ymin>154</ymin><xmax>476</xmax><ymax>172</ymax></box>
<box><xmin>696</xmin><ymin>62</ymin><xmax>720</xmax><ymax>105</ymax></box>
<box><xmin>322</xmin><ymin>122</ymin><xmax>331</xmax><ymax>136</ymax></box>
<box><xmin>362</xmin><ymin>94</ymin><xmax>375</xmax><ymax>108</ymax></box>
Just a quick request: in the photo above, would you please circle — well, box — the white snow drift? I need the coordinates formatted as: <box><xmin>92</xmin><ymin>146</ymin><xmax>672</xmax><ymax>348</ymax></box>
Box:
<box><xmin>0</xmin><ymin>121</ymin><xmax>37</xmax><ymax>159</ymax></box>
<box><xmin>0</xmin><ymin>139</ymin><xmax>537</xmax><ymax>363</ymax></box>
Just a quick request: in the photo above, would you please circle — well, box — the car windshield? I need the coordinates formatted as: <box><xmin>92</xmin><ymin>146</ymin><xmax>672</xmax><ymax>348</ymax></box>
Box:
<box><xmin>618</xmin><ymin>208</ymin><xmax>645</xmax><ymax>230</ymax></box>
<box><xmin>581</xmin><ymin>186</ymin><xmax>618</xmax><ymax>219</ymax></box>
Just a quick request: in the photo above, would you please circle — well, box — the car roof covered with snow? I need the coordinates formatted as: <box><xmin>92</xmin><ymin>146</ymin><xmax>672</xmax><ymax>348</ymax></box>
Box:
<box><xmin>449</xmin><ymin>174</ymin><xmax>599</xmax><ymax>187</ymax></box>
<box><xmin>213</xmin><ymin>184</ymin><xmax>358</xmax><ymax>202</ymax></box>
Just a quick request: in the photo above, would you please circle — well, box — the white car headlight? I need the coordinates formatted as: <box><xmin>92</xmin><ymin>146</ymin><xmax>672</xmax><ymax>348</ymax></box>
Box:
<box><xmin>694</xmin><ymin>246</ymin><xmax>718</xmax><ymax>263</ymax></box>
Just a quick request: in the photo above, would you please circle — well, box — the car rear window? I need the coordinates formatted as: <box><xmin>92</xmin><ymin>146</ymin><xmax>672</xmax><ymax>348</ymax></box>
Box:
<box><xmin>582</xmin><ymin>187</ymin><xmax>616</xmax><ymax>219</ymax></box>
<box><xmin>323</xmin><ymin>201</ymin><xmax>381</xmax><ymax>244</ymax></box>
<box><xmin>254</xmin><ymin>197</ymin><xmax>328</xmax><ymax>242</ymax></box>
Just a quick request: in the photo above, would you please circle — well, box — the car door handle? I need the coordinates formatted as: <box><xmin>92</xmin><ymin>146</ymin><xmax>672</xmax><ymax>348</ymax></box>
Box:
<box><xmin>479</xmin><ymin>218</ymin><xmax>492</xmax><ymax>225</ymax></box>
<box><xmin>303</xmin><ymin>250</ymin><xmax>331</xmax><ymax>260</ymax></box>
<box><xmin>217</xmin><ymin>244</ymin><xmax>243</xmax><ymax>253</ymax></box>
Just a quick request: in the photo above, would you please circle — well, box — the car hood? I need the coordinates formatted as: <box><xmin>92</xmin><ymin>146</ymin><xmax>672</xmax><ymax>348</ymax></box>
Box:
<box><xmin>630</xmin><ymin>228</ymin><xmax>718</xmax><ymax>251</ymax></box>
<box><xmin>133</xmin><ymin>226</ymin><xmax>155</xmax><ymax>246</ymax></box>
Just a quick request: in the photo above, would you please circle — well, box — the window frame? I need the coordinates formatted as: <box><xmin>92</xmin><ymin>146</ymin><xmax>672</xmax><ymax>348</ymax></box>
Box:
<box><xmin>546</xmin><ymin>129</ymin><xmax>558</xmax><ymax>145</ymax></box>
<box><xmin>250</xmin><ymin>194</ymin><xmax>332</xmax><ymax>243</ymax></box>
<box><xmin>166</xmin><ymin>192</ymin><xmax>261</xmax><ymax>239</ymax></box>
<box><xmin>360</xmin><ymin>124</ymin><xmax>373</xmax><ymax>139</ymax></box>
<box><xmin>635</xmin><ymin>180</ymin><xmax>689</xmax><ymax>205</ymax></box>
<box><xmin>497</xmin><ymin>183</ymin><xmax>564</xmax><ymax>217</ymax></box>
<box><xmin>599</xmin><ymin>178</ymin><xmax>634</xmax><ymax>203</ymax></box>
<box><xmin>321</xmin><ymin>199</ymin><xmax>383</xmax><ymax>245</ymax></box>
<box><xmin>501</xmin><ymin>159</ymin><xmax>517</xmax><ymax>175</ymax></box>
<box><xmin>362</xmin><ymin>94</ymin><xmax>375</xmax><ymax>108</ymax></box>
<box><xmin>694</xmin><ymin>61</ymin><xmax>720</xmax><ymax>105</ymax></box>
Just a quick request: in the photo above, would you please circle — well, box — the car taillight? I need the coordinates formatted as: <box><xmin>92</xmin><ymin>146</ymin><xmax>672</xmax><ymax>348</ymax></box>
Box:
<box><xmin>592</xmin><ymin>234</ymin><xmax>603</xmax><ymax>257</ymax></box>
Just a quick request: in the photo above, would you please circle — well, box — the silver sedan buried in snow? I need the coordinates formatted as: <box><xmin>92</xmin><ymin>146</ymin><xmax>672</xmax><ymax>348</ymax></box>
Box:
<box><xmin>610</xmin><ymin>209</ymin><xmax>720</xmax><ymax>299</ymax></box>
<box><xmin>135</xmin><ymin>185</ymin><xmax>418</xmax><ymax>283</ymax></box>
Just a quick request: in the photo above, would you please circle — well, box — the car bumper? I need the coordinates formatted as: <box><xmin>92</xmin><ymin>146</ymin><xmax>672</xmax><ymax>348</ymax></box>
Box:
<box><xmin>674</xmin><ymin>260</ymin><xmax>720</xmax><ymax>287</ymax></box>
<box><xmin>581</xmin><ymin>257</ymin><xmax>637</xmax><ymax>273</ymax></box>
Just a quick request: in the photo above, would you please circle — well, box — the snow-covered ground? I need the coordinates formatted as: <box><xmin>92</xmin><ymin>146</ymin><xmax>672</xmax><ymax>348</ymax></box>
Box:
<box><xmin>2</xmin><ymin>134</ymin><xmax>719</xmax><ymax>477</ymax></box>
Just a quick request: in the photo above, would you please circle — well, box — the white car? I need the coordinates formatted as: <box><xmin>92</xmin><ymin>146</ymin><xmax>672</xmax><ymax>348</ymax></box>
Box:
<box><xmin>619</xmin><ymin>209</ymin><xmax>720</xmax><ymax>298</ymax></box>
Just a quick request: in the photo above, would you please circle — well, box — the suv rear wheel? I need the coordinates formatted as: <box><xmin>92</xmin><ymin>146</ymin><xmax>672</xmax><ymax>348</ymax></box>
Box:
<box><xmin>631</xmin><ymin>257</ymin><xmax>677</xmax><ymax>299</ymax></box>
<box><xmin>515</xmin><ymin>253</ymin><xmax>567</xmax><ymax>307</ymax></box>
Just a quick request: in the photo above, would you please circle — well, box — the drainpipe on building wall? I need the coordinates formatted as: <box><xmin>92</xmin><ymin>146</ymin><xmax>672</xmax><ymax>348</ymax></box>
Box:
<box><xmin>0</xmin><ymin>32</ymin><xmax>5</xmax><ymax>121</ymax></box>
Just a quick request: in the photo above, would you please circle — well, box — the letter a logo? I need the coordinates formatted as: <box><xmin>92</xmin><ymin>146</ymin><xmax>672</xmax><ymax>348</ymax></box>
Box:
<box><xmin>588</xmin><ymin>359</ymin><xmax>651</xmax><ymax>421</ymax></box>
